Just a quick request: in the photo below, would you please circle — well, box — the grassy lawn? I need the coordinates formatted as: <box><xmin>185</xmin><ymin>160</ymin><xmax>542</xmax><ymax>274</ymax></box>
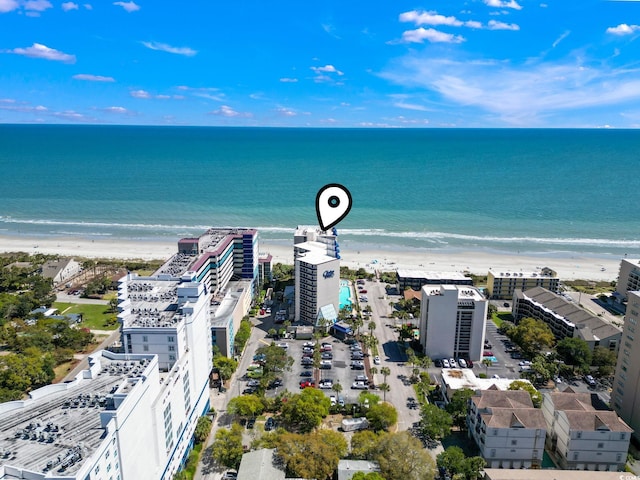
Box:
<box><xmin>491</xmin><ymin>312</ymin><xmax>514</xmax><ymax>328</ymax></box>
<box><xmin>53</xmin><ymin>302</ymin><xmax>119</xmax><ymax>331</ymax></box>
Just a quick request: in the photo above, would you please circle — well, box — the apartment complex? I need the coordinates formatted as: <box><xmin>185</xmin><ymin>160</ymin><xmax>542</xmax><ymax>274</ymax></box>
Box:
<box><xmin>173</xmin><ymin>228</ymin><xmax>259</xmax><ymax>297</ymax></box>
<box><xmin>210</xmin><ymin>280</ymin><xmax>252</xmax><ymax>357</ymax></box>
<box><xmin>615</xmin><ymin>259</ymin><xmax>640</xmax><ymax>302</ymax></box>
<box><xmin>294</xmin><ymin>226</ymin><xmax>340</xmax><ymax>326</ymax></box>
<box><xmin>611</xmin><ymin>290</ymin><xmax>640</xmax><ymax>440</ymax></box>
<box><xmin>513</xmin><ymin>287</ymin><xmax>621</xmax><ymax>352</ymax></box>
<box><xmin>543</xmin><ymin>388</ymin><xmax>631</xmax><ymax>471</ymax></box>
<box><xmin>487</xmin><ymin>268</ymin><xmax>558</xmax><ymax>299</ymax></box>
<box><xmin>420</xmin><ymin>284</ymin><xmax>487</xmax><ymax>361</ymax></box>
<box><xmin>468</xmin><ymin>389</ymin><xmax>547</xmax><ymax>469</ymax></box>
<box><xmin>396</xmin><ymin>269</ymin><xmax>472</xmax><ymax>291</ymax></box>
<box><xmin>0</xmin><ymin>271</ymin><xmax>213</xmax><ymax>480</ymax></box>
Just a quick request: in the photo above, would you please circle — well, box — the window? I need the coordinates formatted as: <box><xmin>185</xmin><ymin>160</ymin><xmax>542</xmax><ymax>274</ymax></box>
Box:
<box><xmin>107</xmin><ymin>463</ymin><xmax>112</xmax><ymax>472</ymax></box>
<box><xmin>617</xmin><ymin>453</ymin><xmax>623</xmax><ymax>462</ymax></box>
<box><xmin>168</xmin><ymin>336</ymin><xmax>175</xmax><ymax>342</ymax></box>
<box><xmin>169</xmin><ymin>354</ymin><xmax>176</xmax><ymax>361</ymax></box>
<box><xmin>493</xmin><ymin>429</ymin><xmax>498</xmax><ymax>436</ymax></box>
<box><xmin>143</xmin><ymin>345</ymin><xmax>149</xmax><ymax>352</ymax></box>
<box><xmin>106</xmin><ymin>450</ymin><xmax>110</xmax><ymax>459</ymax></box>
<box><xmin>168</xmin><ymin>345</ymin><xmax>175</xmax><ymax>352</ymax></box>
<box><xmin>511</xmin><ymin>439</ymin><xmax>518</xmax><ymax>446</ymax></box>
<box><xmin>573</xmin><ymin>452</ymin><xmax>579</xmax><ymax>461</ymax></box>
<box><xmin>142</xmin><ymin>335</ymin><xmax>148</xmax><ymax>342</ymax></box>
<box><xmin>490</xmin><ymin>449</ymin><xmax>496</xmax><ymax>458</ymax></box>
<box><xmin>620</xmin><ymin>433</ymin><xmax>626</xmax><ymax>440</ymax></box>
<box><xmin>597</xmin><ymin>442</ymin><xmax>604</xmax><ymax>448</ymax></box>
<box><xmin>576</xmin><ymin>432</ymin><xmax>582</xmax><ymax>439</ymax></box>
<box><xmin>95</xmin><ymin>466</ymin><xmax>100</xmax><ymax>474</ymax></box>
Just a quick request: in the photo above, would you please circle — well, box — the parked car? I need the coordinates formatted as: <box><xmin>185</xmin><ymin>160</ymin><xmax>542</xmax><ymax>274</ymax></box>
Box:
<box><xmin>299</xmin><ymin>380</ymin><xmax>315</xmax><ymax>389</ymax></box>
<box><xmin>300</xmin><ymin>370</ymin><xmax>313</xmax><ymax>377</ymax></box>
<box><xmin>344</xmin><ymin>338</ymin><xmax>357</xmax><ymax>345</ymax></box>
<box><xmin>319</xmin><ymin>379</ymin><xmax>334</xmax><ymax>389</ymax></box>
<box><xmin>267</xmin><ymin>378</ymin><xmax>282</xmax><ymax>389</ymax></box>
<box><xmin>264</xmin><ymin>417</ymin><xmax>276</xmax><ymax>431</ymax></box>
<box><xmin>584</xmin><ymin>374</ymin><xmax>597</xmax><ymax>387</ymax></box>
<box><xmin>373</xmin><ymin>355</ymin><xmax>381</xmax><ymax>365</ymax></box>
<box><xmin>338</xmin><ymin>395</ymin><xmax>345</xmax><ymax>407</ymax></box>
<box><xmin>321</xmin><ymin>352</ymin><xmax>333</xmax><ymax>359</ymax></box>
<box><xmin>321</xmin><ymin>345</ymin><xmax>333</xmax><ymax>352</ymax></box>
<box><xmin>301</xmin><ymin>358</ymin><xmax>313</xmax><ymax>366</ymax></box>
<box><xmin>434</xmin><ymin>358</ymin><xmax>443</xmax><ymax>368</ymax></box>
<box><xmin>483</xmin><ymin>351</ymin><xmax>493</xmax><ymax>357</ymax></box>
<box><xmin>320</xmin><ymin>360</ymin><xmax>332</xmax><ymax>369</ymax></box>
<box><xmin>246</xmin><ymin>417</ymin><xmax>256</xmax><ymax>429</ymax></box>
<box><xmin>303</xmin><ymin>341</ymin><xmax>315</xmax><ymax>348</ymax></box>
<box><xmin>442</xmin><ymin>359</ymin><xmax>450</xmax><ymax>368</ymax></box>
<box><xmin>222</xmin><ymin>471</ymin><xmax>238</xmax><ymax>480</ymax></box>
<box><xmin>355</xmin><ymin>375</ymin><xmax>369</xmax><ymax>383</ymax></box>
<box><xmin>330</xmin><ymin>395</ymin><xmax>337</xmax><ymax>406</ymax></box>
<box><xmin>449</xmin><ymin>358</ymin><xmax>457</xmax><ymax>368</ymax></box>
<box><xmin>458</xmin><ymin>358</ymin><xmax>467</xmax><ymax>368</ymax></box>
<box><xmin>351</xmin><ymin>381</ymin><xmax>368</xmax><ymax>390</ymax></box>
<box><xmin>351</xmin><ymin>361</ymin><xmax>365</xmax><ymax>370</ymax></box>
<box><xmin>276</xmin><ymin>342</ymin><xmax>289</xmax><ymax>349</ymax></box>
<box><xmin>360</xmin><ymin>289</ymin><xmax>367</xmax><ymax>294</ymax></box>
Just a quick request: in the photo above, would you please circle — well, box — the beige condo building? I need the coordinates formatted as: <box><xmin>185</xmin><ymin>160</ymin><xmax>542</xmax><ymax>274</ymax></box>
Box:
<box><xmin>487</xmin><ymin>268</ymin><xmax>558</xmax><ymax>299</ymax></box>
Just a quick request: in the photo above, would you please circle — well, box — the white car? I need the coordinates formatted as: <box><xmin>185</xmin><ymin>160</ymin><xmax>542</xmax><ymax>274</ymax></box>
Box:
<box><xmin>442</xmin><ymin>359</ymin><xmax>450</xmax><ymax>368</ymax></box>
<box><xmin>458</xmin><ymin>358</ymin><xmax>467</xmax><ymax>368</ymax></box>
<box><xmin>319</xmin><ymin>380</ymin><xmax>333</xmax><ymax>389</ymax></box>
<box><xmin>351</xmin><ymin>381</ymin><xmax>368</xmax><ymax>390</ymax></box>
<box><xmin>276</xmin><ymin>342</ymin><xmax>289</xmax><ymax>349</ymax></box>
<box><xmin>449</xmin><ymin>358</ymin><xmax>457</xmax><ymax>368</ymax></box>
<box><xmin>373</xmin><ymin>355</ymin><xmax>380</xmax><ymax>365</ymax></box>
<box><xmin>330</xmin><ymin>395</ymin><xmax>337</xmax><ymax>406</ymax></box>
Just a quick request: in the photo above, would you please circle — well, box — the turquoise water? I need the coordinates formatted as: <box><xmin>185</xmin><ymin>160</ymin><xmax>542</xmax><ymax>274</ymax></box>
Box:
<box><xmin>0</xmin><ymin>125</ymin><xmax>638</xmax><ymax>258</ymax></box>
<box><xmin>339</xmin><ymin>283</ymin><xmax>352</xmax><ymax>310</ymax></box>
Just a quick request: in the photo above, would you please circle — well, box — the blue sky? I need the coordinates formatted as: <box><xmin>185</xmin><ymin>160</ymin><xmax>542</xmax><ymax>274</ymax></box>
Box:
<box><xmin>2</xmin><ymin>0</ymin><xmax>640</xmax><ymax>127</ymax></box>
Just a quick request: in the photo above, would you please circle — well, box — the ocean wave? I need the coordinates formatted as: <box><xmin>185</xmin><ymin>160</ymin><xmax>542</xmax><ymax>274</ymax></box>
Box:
<box><xmin>1</xmin><ymin>217</ymin><xmax>638</xmax><ymax>249</ymax></box>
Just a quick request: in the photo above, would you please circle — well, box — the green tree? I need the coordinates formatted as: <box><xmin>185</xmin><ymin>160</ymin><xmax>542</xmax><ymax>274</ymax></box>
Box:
<box><xmin>211</xmin><ymin>424</ymin><xmax>244</xmax><ymax>469</ymax></box>
<box><xmin>419</xmin><ymin>403</ymin><xmax>453</xmax><ymax>440</ymax></box>
<box><xmin>234</xmin><ymin>317</ymin><xmax>252</xmax><ymax>352</ymax></box>
<box><xmin>513</xmin><ymin>317</ymin><xmax>555</xmax><ymax>358</ymax></box>
<box><xmin>525</xmin><ymin>354</ymin><xmax>558</xmax><ymax>385</ymax></box>
<box><xmin>437</xmin><ymin>446</ymin><xmax>486</xmax><ymax>480</ymax></box>
<box><xmin>256</xmin><ymin>342</ymin><xmax>293</xmax><ymax>382</ymax></box>
<box><xmin>281</xmin><ymin>387</ymin><xmax>330</xmax><ymax>432</ymax></box>
<box><xmin>212</xmin><ymin>355</ymin><xmax>238</xmax><ymax>381</ymax></box>
<box><xmin>378</xmin><ymin>383</ymin><xmax>390</xmax><ymax>402</ymax></box>
<box><xmin>352</xmin><ymin>473</ymin><xmax>386</xmax><ymax>480</ymax></box>
<box><xmin>227</xmin><ymin>394</ymin><xmax>264</xmax><ymax>418</ymax></box>
<box><xmin>358</xmin><ymin>391</ymin><xmax>380</xmax><ymax>407</ymax></box>
<box><xmin>556</xmin><ymin>337</ymin><xmax>592</xmax><ymax>372</ymax></box>
<box><xmin>332</xmin><ymin>381</ymin><xmax>343</xmax><ymax>396</ymax></box>
<box><xmin>446</xmin><ymin>388</ymin><xmax>474</xmax><ymax>430</ymax></box>
<box><xmin>350</xmin><ymin>430</ymin><xmax>382</xmax><ymax>459</ymax></box>
<box><xmin>508</xmin><ymin>380</ymin><xmax>542</xmax><ymax>408</ymax></box>
<box><xmin>375</xmin><ymin>431</ymin><xmax>436</xmax><ymax>480</ymax></box>
<box><xmin>366</xmin><ymin>403</ymin><xmax>398</xmax><ymax>431</ymax></box>
<box><xmin>592</xmin><ymin>346</ymin><xmax>617</xmax><ymax>377</ymax></box>
<box><xmin>276</xmin><ymin>430</ymin><xmax>347</xmax><ymax>480</ymax></box>
<box><xmin>194</xmin><ymin>415</ymin><xmax>212</xmax><ymax>444</ymax></box>
<box><xmin>380</xmin><ymin>366</ymin><xmax>390</xmax><ymax>384</ymax></box>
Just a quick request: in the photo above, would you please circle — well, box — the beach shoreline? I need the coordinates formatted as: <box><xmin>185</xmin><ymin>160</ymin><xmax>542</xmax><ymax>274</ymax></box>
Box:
<box><xmin>0</xmin><ymin>233</ymin><xmax>621</xmax><ymax>282</ymax></box>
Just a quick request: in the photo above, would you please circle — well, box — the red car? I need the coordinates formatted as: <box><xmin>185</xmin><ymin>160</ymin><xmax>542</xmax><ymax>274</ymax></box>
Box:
<box><xmin>483</xmin><ymin>351</ymin><xmax>493</xmax><ymax>357</ymax></box>
<box><xmin>360</xmin><ymin>290</ymin><xmax>367</xmax><ymax>293</ymax></box>
<box><xmin>299</xmin><ymin>381</ymin><xmax>315</xmax><ymax>389</ymax></box>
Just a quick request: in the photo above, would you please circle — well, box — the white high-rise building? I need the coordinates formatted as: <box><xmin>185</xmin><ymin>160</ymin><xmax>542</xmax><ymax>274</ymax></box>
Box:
<box><xmin>0</xmin><ymin>272</ymin><xmax>213</xmax><ymax>480</ymax></box>
<box><xmin>293</xmin><ymin>226</ymin><xmax>340</xmax><ymax>326</ymax></box>
<box><xmin>420</xmin><ymin>284</ymin><xmax>487</xmax><ymax>361</ymax></box>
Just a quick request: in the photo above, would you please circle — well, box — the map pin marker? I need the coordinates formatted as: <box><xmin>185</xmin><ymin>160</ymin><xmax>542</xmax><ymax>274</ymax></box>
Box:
<box><xmin>316</xmin><ymin>184</ymin><xmax>352</xmax><ymax>231</ymax></box>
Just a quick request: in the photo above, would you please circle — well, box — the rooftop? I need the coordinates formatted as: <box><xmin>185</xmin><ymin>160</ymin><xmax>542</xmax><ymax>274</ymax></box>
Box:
<box><xmin>489</xmin><ymin>267</ymin><xmax>557</xmax><ymax>279</ymax></box>
<box><xmin>441</xmin><ymin>369</ymin><xmax>530</xmax><ymax>392</ymax></box>
<box><xmin>484</xmin><ymin>468</ymin><xmax>626</xmax><ymax>480</ymax></box>
<box><xmin>422</xmin><ymin>284</ymin><xmax>485</xmax><ymax>301</ymax></box>
<box><xmin>211</xmin><ymin>281</ymin><xmax>251</xmax><ymax>327</ymax></box>
<box><xmin>562</xmin><ymin>410</ymin><xmax>633</xmax><ymax>432</ymax></box>
<box><xmin>515</xmin><ymin>287</ymin><xmax>621</xmax><ymax>341</ymax></box>
<box><xmin>119</xmin><ymin>277</ymin><xmax>185</xmax><ymax>329</ymax></box>
<box><xmin>0</xmin><ymin>351</ymin><xmax>155</xmax><ymax>476</ymax></box>
<box><xmin>296</xmin><ymin>251</ymin><xmax>339</xmax><ymax>265</ymax></box>
<box><xmin>472</xmin><ymin>389</ymin><xmax>533</xmax><ymax>410</ymax></box>
<box><xmin>237</xmin><ymin>449</ymin><xmax>285</xmax><ymax>480</ymax></box>
<box><xmin>482</xmin><ymin>408</ymin><xmax>547</xmax><ymax>429</ymax></box>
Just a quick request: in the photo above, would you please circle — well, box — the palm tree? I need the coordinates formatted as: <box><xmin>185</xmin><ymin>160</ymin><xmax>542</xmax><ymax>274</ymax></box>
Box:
<box><xmin>368</xmin><ymin>321</ymin><xmax>376</xmax><ymax>335</ymax></box>
<box><xmin>380</xmin><ymin>366</ymin><xmax>391</xmax><ymax>385</ymax></box>
<box><xmin>332</xmin><ymin>382</ymin><xmax>343</xmax><ymax>396</ymax></box>
<box><xmin>379</xmin><ymin>383</ymin><xmax>390</xmax><ymax>402</ymax></box>
<box><xmin>482</xmin><ymin>358</ymin><xmax>493</xmax><ymax>375</ymax></box>
<box><xmin>370</xmin><ymin>366</ymin><xmax>378</xmax><ymax>377</ymax></box>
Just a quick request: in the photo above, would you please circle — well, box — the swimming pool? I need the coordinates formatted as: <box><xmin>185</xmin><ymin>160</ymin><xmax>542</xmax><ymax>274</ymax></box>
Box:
<box><xmin>339</xmin><ymin>281</ymin><xmax>352</xmax><ymax>310</ymax></box>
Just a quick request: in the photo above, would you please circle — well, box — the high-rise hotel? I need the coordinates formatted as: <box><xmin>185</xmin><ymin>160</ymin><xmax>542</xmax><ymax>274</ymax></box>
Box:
<box><xmin>294</xmin><ymin>226</ymin><xmax>340</xmax><ymax>326</ymax></box>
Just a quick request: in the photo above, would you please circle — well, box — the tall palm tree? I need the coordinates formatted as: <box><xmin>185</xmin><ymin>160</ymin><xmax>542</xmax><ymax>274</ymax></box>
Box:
<box><xmin>482</xmin><ymin>358</ymin><xmax>493</xmax><ymax>375</ymax></box>
<box><xmin>368</xmin><ymin>321</ymin><xmax>376</xmax><ymax>335</ymax></box>
<box><xmin>380</xmin><ymin>366</ymin><xmax>391</xmax><ymax>385</ymax></box>
<box><xmin>370</xmin><ymin>366</ymin><xmax>378</xmax><ymax>377</ymax></box>
<box><xmin>379</xmin><ymin>383</ymin><xmax>390</xmax><ymax>402</ymax></box>
<box><xmin>332</xmin><ymin>382</ymin><xmax>343</xmax><ymax>396</ymax></box>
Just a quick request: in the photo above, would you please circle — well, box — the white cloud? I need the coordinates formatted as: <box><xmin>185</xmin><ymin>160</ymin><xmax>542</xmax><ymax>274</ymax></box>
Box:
<box><xmin>210</xmin><ymin>105</ymin><xmax>252</xmax><ymax>118</ymax></box>
<box><xmin>130</xmin><ymin>89</ymin><xmax>151</xmax><ymax>99</ymax></box>
<box><xmin>400</xmin><ymin>10</ymin><xmax>462</xmax><ymax>27</ymax></box>
<box><xmin>73</xmin><ymin>73</ymin><xmax>115</xmax><ymax>82</ymax></box>
<box><xmin>0</xmin><ymin>0</ymin><xmax>19</xmax><ymax>13</ymax></box>
<box><xmin>381</xmin><ymin>53</ymin><xmax>640</xmax><ymax>125</ymax></box>
<box><xmin>103</xmin><ymin>106</ymin><xmax>129</xmax><ymax>113</ymax></box>
<box><xmin>113</xmin><ymin>1</ymin><xmax>139</xmax><ymax>12</ymax></box>
<box><xmin>141</xmin><ymin>41</ymin><xmax>197</xmax><ymax>57</ymax></box>
<box><xmin>484</xmin><ymin>0</ymin><xmax>522</xmax><ymax>10</ymax></box>
<box><xmin>51</xmin><ymin>110</ymin><xmax>94</xmax><ymax>122</ymax></box>
<box><xmin>311</xmin><ymin>64</ymin><xmax>344</xmax><ymax>75</ymax></box>
<box><xmin>24</xmin><ymin>0</ymin><xmax>52</xmax><ymax>11</ymax></box>
<box><xmin>401</xmin><ymin>28</ymin><xmax>465</xmax><ymax>44</ymax></box>
<box><xmin>280</xmin><ymin>77</ymin><xmax>298</xmax><ymax>83</ymax></box>
<box><xmin>552</xmin><ymin>30</ymin><xmax>570</xmax><ymax>48</ymax></box>
<box><xmin>607</xmin><ymin>24</ymin><xmax>640</xmax><ymax>35</ymax></box>
<box><xmin>6</xmin><ymin>43</ymin><xmax>76</xmax><ymax>63</ymax></box>
<box><xmin>393</xmin><ymin>101</ymin><xmax>429</xmax><ymax>111</ymax></box>
<box><xmin>465</xmin><ymin>20</ymin><xmax>483</xmax><ymax>29</ymax></box>
<box><xmin>193</xmin><ymin>92</ymin><xmax>225</xmax><ymax>101</ymax></box>
<box><xmin>84</xmin><ymin>3</ymin><xmax>92</xmax><ymax>9</ymax></box>
<box><xmin>487</xmin><ymin>20</ymin><xmax>520</xmax><ymax>30</ymax></box>
<box><xmin>0</xmin><ymin>103</ymin><xmax>48</xmax><ymax>112</ymax></box>
<box><xmin>276</xmin><ymin>107</ymin><xmax>296</xmax><ymax>117</ymax></box>
<box><xmin>61</xmin><ymin>2</ymin><xmax>78</xmax><ymax>11</ymax></box>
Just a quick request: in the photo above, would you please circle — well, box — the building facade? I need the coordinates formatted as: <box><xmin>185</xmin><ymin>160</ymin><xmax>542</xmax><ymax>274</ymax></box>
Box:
<box><xmin>420</xmin><ymin>285</ymin><xmax>487</xmax><ymax>361</ymax></box>
<box><xmin>396</xmin><ymin>269</ymin><xmax>472</xmax><ymax>292</ymax></box>
<box><xmin>612</xmin><ymin>290</ymin><xmax>640</xmax><ymax>440</ymax></box>
<box><xmin>543</xmin><ymin>388</ymin><xmax>632</xmax><ymax>471</ymax></box>
<box><xmin>293</xmin><ymin>226</ymin><xmax>340</xmax><ymax>326</ymax></box>
<box><xmin>468</xmin><ymin>389</ymin><xmax>547</xmax><ymax>469</ymax></box>
<box><xmin>211</xmin><ymin>280</ymin><xmax>252</xmax><ymax>357</ymax></box>
<box><xmin>487</xmin><ymin>268</ymin><xmax>558</xmax><ymax>299</ymax></box>
<box><xmin>41</xmin><ymin>257</ymin><xmax>82</xmax><ymax>286</ymax></box>
<box><xmin>615</xmin><ymin>259</ymin><xmax>640</xmax><ymax>302</ymax></box>
<box><xmin>513</xmin><ymin>287</ymin><xmax>621</xmax><ymax>352</ymax></box>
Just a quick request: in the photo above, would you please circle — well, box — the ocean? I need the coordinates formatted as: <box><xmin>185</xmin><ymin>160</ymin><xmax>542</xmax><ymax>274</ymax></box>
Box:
<box><xmin>0</xmin><ymin>125</ymin><xmax>638</xmax><ymax>259</ymax></box>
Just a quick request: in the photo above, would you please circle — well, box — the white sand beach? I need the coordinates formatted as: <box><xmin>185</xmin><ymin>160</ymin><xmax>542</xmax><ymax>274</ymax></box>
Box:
<box><xmin>0</xmin><ymin>234</ymin><xmax>621</xmax><ymax>281</ymax></box>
